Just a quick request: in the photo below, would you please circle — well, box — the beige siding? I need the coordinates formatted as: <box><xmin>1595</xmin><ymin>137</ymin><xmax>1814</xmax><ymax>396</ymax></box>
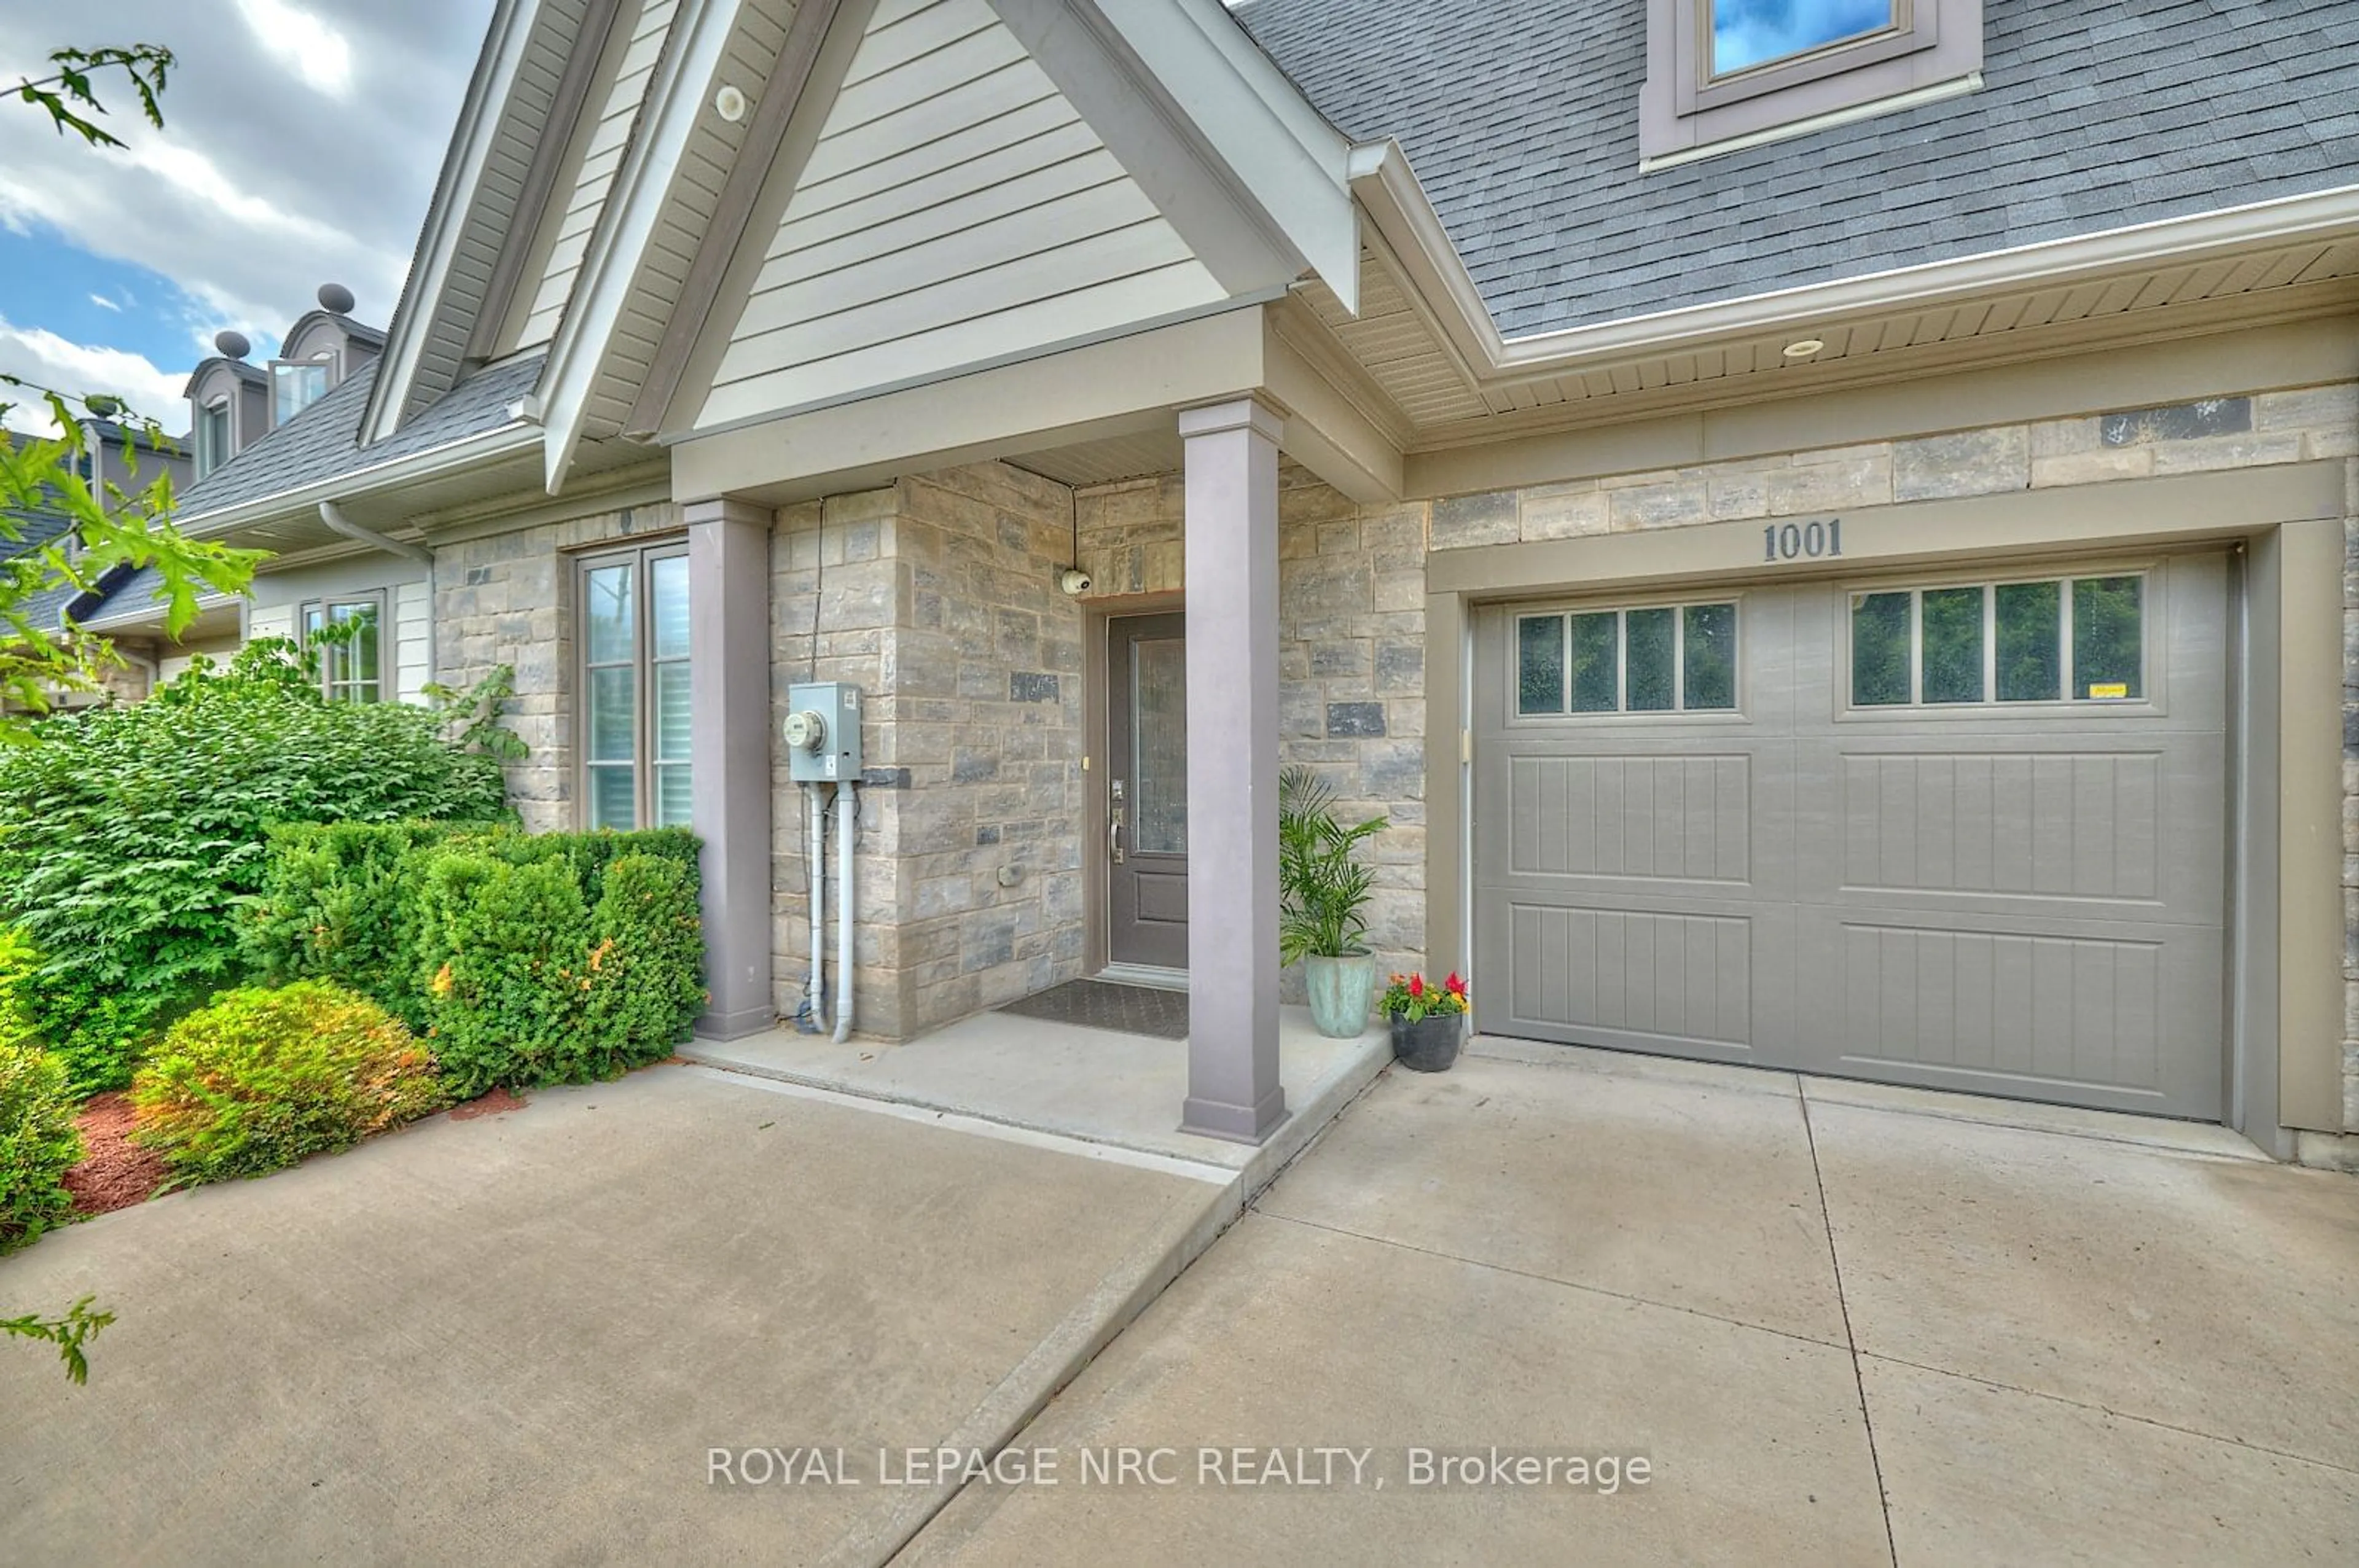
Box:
<box><xmin>696</xmin><ymin>0</ymin><xmax>1225</xmax><ymax>431</ymax></box>
<box><xmin>576</xmin><ymin>0</ymin><xmax>794</xmax><ymax>440</ymax></box>
<box><xmin>157</xmin><ymin>636</ymin><xmax>241</xmax><ymax>684</ymax></box>
<box><xmin>518</xmin><ymin>0</ymin><xmax>678</xmax><ymax>349</ymax></box>
<box><xmin>248</xmin><ymin>604</ymin><xmax>297</xmax><ymax>642</ymax></box>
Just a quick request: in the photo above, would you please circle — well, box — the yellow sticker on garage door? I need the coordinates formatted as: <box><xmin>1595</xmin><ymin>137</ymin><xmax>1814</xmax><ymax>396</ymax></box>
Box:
<box><xmin>2087</xmin><ymin>683</ymin><xmax>2129</xmax><ymax>699</ymax></box>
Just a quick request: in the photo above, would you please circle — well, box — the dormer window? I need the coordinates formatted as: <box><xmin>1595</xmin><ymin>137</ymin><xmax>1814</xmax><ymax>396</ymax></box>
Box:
<box><xmin>194</xmin><ymin>399</ymin><xmax>232</xmax><ymax>478</ymax></box>
<box><xmin>270</xmin><ymin>354</ymin><xmax>334</xmax><ymax>427</ymax></box>
<box><xmin>1643</xmin><ymin>0</ymin><xmax>1983</xmax><ymax>168</ymax></box>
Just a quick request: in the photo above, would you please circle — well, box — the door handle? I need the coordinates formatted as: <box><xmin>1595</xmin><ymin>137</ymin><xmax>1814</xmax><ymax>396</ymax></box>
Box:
<box><xmin>1109</xmin><ymin>805</ymin><xmax>1125</xmax><ymax>864</ymax></box>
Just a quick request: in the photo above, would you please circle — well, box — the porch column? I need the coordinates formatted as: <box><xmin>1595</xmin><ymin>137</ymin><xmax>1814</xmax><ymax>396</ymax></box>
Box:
<box><xmin>686</xmin><ymin>496</ymin><xmax>774</xmax><ymax>1039</ymax></box>
<box><xmin>1178</xmin><ymin>396</ymin><xmax>1287</xmax><ymax>1143</ymax></box>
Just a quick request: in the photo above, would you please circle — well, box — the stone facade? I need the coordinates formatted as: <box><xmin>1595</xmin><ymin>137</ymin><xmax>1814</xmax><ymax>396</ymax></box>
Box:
<box><xmin>767</xmin><ymin>464</ymin><xmax>1089</xmax><ymax>1042</ymax></box>
<box><xmin>418</xmin><ymin>374</ymin><xmax>2359</xmax><ymax>1141</ymax></box>
<box><xmin>1425</xmin><ymin>385</ymin><xmax>2357</xmax><ymax>551</ymax></box>
<box><xmin>1075</xmin><ymin>464</ymin><xmax>1433</xmax><ymax>994</ymax></box>
<box><xmin>434</xmin><ymin>500</ymin><xmax>678</xmax><ymax>832</ymax></box>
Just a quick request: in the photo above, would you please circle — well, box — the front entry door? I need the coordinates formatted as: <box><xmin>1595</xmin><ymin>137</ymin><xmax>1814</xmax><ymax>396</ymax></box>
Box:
<box><xmin>1108</xmin><ymin>613</ymin><xmax>1188</xmax><ymax>969</ymax></box>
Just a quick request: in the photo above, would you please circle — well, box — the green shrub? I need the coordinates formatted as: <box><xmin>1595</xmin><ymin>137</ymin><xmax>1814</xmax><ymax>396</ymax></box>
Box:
<box><xmin>416</xmin><ymin>852</ymin><xmax>590</xmax><ymax>1097</ymax></box>
<box><xmin>582</xmin><ymin>854</ymin><xmax>707</xmax><ymax>1063</ymax></box>
<box><xmin>1</xmin><ymin>1040</ymin><xmax>84</xmax><ymax>1254</ymax></box>
<box><xmin>0</xmin><ymin>927</ymin><xmax>167</xmax><ymax>1098</ymax></box>
<box><xmin>245</xmin><ymin>821</ymin><xmax>704</xmax><ymax>1086</ymax></box>
<box><xmin>241</xmin><ymin>820</ymin><xmax>497</xmax><ymax>1031</ymax></box>
<box><xmin>412</xmin><ymin>841</ymin><xmax>705</xmax><ymax>1098</ymax></box>
<box><xmin>129</xmin><ymin>982</ymin><xmax>449</xmax><ymax>1184</ymax></box>
<box><xmin>0</xmin><ymin>642</ymin><xmax>512</xmax><ymax>1064</ymax></box>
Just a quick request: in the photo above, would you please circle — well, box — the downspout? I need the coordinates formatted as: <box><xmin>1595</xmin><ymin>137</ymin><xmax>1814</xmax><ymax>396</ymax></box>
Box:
<box><xmin>318</xmin><ymin>500</ymin><xmax>434</xmax><ymax>565</ymax></box>
<box><xmin>321</xmin><ymin>501</ymin><xmax>434</xmax><ymax>701</ymax></box>
<box><xmin>832</xmin><ymin>781</ymin><xmax>856</xmax><ymax>1043</ymax></box>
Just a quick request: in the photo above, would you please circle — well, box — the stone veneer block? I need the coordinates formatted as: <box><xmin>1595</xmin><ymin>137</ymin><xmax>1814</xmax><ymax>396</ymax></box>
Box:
<box><xmin>1326</xmin><ymin>701</ymin><xmax>1387</xmax><ymax>738</ymax></box>
<box><xmin>1520</xmin><ymin>485</ymin><xmax>1610</xmax><ymax>539</ymax></box>
<box><xmin>1430</xmin><ymin>490</ymin><xmax>1520</xmax><ymax>549</ymax></box>
<box><xmin>2101</xmin><ymin>397</ymin><xmax>2252</xmax><ymax>446</ymax></box>
<box><xmin>1893</xmin><ymin>429</ymin><xmax>2030</xmax><ymax>501</ymax></box>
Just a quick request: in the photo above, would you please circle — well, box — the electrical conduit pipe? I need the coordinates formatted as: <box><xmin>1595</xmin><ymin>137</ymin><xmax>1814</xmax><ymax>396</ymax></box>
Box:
<box><xmin>833</xmin><ymin>782</ymin><xmax>856</xmax><ymax>1043</ymax></box>
<box><xmin>805</xmin><ymin>782</ymin><xmax>827</xmax><ymax>1032</ymax></box>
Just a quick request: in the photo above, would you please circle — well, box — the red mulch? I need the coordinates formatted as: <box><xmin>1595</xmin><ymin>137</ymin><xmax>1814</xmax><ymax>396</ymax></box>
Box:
<box><xmin>63</xmin><ymin>1093</ymin><xmax>170</xmax><ymax>1217</ymax></box>
<box><xmin>450</xmin><ymin>1086</ymin><xmax>528</xmax><ymax>1121</ymax></box>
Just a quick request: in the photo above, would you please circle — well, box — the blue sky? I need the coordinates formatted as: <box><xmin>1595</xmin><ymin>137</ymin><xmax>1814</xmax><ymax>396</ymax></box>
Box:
<box><xmin>0</xmin><ymin>1</ymin><xmax>492</xmax><ymax>434</ymax></box>
<box><xmin>1715</xmin><ymin>0</ymin><xmax>1895</xmax><ymax>74</ymax></box>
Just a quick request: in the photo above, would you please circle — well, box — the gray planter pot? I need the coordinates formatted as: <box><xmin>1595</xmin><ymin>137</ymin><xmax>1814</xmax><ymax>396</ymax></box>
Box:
<box><xmin>1302</xmin><ymin>950</ymin><xmax>1377</xmax><ymax>1039</ymax></box>
<box><xmin>1389</xmin><ymin>1011</ymin><xmax>1465</xmax><ymax>1072</ymax></box>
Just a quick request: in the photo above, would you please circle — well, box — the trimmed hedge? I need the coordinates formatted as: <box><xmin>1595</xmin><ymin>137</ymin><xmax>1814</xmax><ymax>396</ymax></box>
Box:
<box><xmin>245</xmin><ymin>823</ymin><xmax>705</xmax><ymax>1096</ymax></box>
<box><xmin>130</xmin><ymin>982</ymin><xmax>448</xmax><ymax>1184</ymax></box>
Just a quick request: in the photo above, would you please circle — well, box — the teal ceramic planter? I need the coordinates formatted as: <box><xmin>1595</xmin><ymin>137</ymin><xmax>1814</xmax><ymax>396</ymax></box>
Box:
<box><xmin>1302</xmin><ymin>950</ymin><xmax>1376</xmax><ymax>1038</ymax></box>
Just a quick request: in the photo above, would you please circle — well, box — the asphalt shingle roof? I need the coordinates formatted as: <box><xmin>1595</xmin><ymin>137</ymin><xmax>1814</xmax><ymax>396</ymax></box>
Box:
<box><xmin>1232</xmin><ymin>0</ymin><xmax>2359</xmax><ymax>337</ymax></box>
<box><xmin>177</xmin><ymin>353</ymin><xmax>545</xmax><ymax>519</ymax></box>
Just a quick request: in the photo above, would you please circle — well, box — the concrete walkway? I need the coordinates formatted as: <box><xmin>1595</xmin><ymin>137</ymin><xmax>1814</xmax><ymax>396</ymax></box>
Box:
<box><xmin>0</xmin><ymin>1064</ymin><xmax>1250</xmax><ymax>1566</ymax></box>
<box><xmin>904</xmin><ymin>1042</ymin><xmax>2359</xmax><ymax>1566</ymax></box>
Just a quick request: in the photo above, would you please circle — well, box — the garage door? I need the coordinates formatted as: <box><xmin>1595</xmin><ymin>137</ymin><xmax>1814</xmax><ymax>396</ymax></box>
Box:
<box><xmin>1473</xmin><ymin>553</ymin><xmax>2229</xmax><ymax>1119</ymax></box>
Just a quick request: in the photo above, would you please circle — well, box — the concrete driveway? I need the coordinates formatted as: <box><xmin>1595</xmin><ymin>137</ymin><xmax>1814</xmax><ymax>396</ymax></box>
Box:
<box><xmin>906</xmin><ymin>1042</ymin><xmax>2359</xmax><ymax>1566</ymax></box>
<box><xmin>0</xmin><ymin>1063</ymin><xmax>1238</xmax><ymax>1566</ymax></box>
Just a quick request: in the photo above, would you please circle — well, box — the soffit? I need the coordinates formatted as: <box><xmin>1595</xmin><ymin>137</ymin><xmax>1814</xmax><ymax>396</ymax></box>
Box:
<box><xmin>1288</xmin><ymin>227</ymin><xmax>2359</xmax><ymax>461</ymax></box>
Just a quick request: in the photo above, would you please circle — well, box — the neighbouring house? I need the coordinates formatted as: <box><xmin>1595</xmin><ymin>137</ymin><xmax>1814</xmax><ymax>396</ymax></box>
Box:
<box><xmin>5</xmin><ymin>418</ymin><xmax>195</xmax><ymax>706</ymax></box>
<box><xmin>111</xmin><ymin>0</ymin><xmax>2359</xmax><ymax>1161</ymax></box>
<box><xmin>85</xmin><ymin>288</ymin><xmax>402</xmax><ymax>692</ymax></box>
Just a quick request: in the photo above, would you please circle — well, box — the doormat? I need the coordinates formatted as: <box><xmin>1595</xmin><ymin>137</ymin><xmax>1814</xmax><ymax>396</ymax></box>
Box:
<box><xmin>997</xmin><ymin>980</ymin><xmax>1189</xmax><ymax>1040</ymax></box>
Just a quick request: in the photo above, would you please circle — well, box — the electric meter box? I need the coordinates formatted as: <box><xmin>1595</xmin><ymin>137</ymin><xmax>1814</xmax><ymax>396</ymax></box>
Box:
<box><xmin>784</xmin><ymin>682</ymin><xmax>862</xmax><ymax>782</ymax></box>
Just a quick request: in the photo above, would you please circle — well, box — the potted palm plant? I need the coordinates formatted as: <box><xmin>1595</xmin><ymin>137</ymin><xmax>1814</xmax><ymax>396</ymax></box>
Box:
<box><xmin>1277</xmin><ymin>766</ymin><xmax>1388</xmax><ymax>1039</ymax></box>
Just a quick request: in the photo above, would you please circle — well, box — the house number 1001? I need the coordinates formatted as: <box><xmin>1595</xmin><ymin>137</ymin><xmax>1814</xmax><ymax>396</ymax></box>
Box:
<box><xmin>1764</xmin><ymin>519</ymin><xmax>1842</xmax><ymax>563</ymax></box>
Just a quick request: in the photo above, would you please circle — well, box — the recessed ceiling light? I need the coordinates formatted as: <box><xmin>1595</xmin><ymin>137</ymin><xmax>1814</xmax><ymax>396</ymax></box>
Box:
<box><xmin>714</xmin><ymin>84</ymin><xmax>748</xmax><ymax>123</ymax></box>
<box><xmin>1783</xmin><ymin>338</ymin><xmax>1826</xmax><ymax>359</ymax></box>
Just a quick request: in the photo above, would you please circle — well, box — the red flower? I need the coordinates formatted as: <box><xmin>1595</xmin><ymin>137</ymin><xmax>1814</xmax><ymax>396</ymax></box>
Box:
<box><xmin>1444</xmin><ymin>972</ymin><xmax>1466</xmax><ymax>997</ymax></box>
<box><xmin>1408</xmin><ymin>974</ymin><xmax>1425</xmax><ymax>999</ymax></box>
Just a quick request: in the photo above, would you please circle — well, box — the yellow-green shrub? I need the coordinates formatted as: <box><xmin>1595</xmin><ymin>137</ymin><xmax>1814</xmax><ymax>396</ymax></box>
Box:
<box><xmin>1</xmin><ymin>1037</ymin><xmax>83</xmax><ymax>1252</ymax></box>
<box><xmin>130</xmin><ymin>983</ymin><xmax>449</xmax><ymax>1184</ymax></box>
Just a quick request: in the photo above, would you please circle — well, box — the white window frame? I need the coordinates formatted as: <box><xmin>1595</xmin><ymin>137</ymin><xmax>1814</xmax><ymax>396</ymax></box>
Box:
<box><xmin>1641</xmin><ymin>0</ymin><xmax>1984</xmax><ymax>167</ymax></box>
<box><xmin>298</xmin><ymin>592</ymin><xmax>388</xmax><ymax>704</ymax></box>
<box><xmin>574</xmin><ymin>539</ymin><xmax>692</xmax><ymax>832</ymax></box>
<box><xmin>268</xmin><ymin>351</ymin><xmax>337</xmax><ymax>428</ymax></box>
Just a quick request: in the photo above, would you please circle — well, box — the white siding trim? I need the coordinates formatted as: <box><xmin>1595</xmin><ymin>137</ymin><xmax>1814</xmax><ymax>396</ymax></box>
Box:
<box><xmin>395</xmin><ymin>580</ymin><xmax>434</xmax><ymax>705</ymax></box>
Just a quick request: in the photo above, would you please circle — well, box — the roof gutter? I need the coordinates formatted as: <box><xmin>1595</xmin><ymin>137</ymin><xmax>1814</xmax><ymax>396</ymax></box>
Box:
<box><xmin>175</xmin><ymin>417</ymin><xmax>540</xmax><ymax>540</ymax></box>
<box><xmin>320</xmin><ymin>500</ymin><xmax>434</xmax><ymax>564</ymax></box>
<box><xmin>1347</xmin><ymin>144</ymin><xmax>2359</xmax><ymax>383</ymax></box>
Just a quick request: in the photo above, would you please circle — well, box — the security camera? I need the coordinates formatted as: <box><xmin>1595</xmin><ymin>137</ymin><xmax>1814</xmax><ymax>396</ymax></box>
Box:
<box><xmin>1058</xmin><ymin>567</ymin><xmax>1092</xmax><ymax>596</ymax></box>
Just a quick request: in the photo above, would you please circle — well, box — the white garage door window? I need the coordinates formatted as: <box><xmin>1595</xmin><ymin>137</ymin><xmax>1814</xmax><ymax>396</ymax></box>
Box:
<box><xmin>1473</xmin><ymin>554</ymin><xmax>2229</xmax><ymax>1119</ymax></box>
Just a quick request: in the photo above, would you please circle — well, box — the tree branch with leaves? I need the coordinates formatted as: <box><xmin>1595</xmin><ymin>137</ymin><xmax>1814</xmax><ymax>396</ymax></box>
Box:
<box><xmin>0</xmin><ymin>42</ymin><xmax>262</xmax><ymax>730</ymax></box>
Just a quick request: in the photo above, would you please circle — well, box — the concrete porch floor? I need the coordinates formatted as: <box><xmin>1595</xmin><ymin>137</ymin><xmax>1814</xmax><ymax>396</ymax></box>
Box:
<box><xmin>683</xmin><ymin>1002</ymin><xmax>1389</xmax><ymax>1173</ymax></box>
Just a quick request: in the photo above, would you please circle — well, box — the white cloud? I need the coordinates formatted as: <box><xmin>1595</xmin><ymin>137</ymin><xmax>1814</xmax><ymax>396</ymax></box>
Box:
<box><xmin>0</xmin><ymin>317</ymin><xmax>188</xmax><ymax>435</ymax></box>
<box><xmin>230</xmin><ymin>0</ymin><xmax>356</xmax><ymax>99</ymax></box>
<box><xmin>89</xmin><ymin>293</ymin><xmax>121</xmax><ymax>311</ymax></box>
<box><xmin>0</xmin><ymin>1</ymin><xmax>488</xmax><ymax>360</ymax></box>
